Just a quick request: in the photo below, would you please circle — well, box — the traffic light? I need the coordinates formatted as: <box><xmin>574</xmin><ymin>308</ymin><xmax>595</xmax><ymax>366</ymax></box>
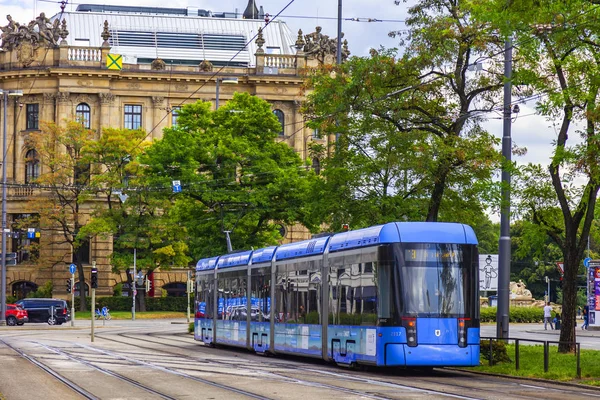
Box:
<box><xmin>145</xmin><ymin>277</ymin><xmax>152</xmax><ymax>292</ymax></box>
<box><xmin>91</xmin><ymin>267</ymin><xmax>98</xmax><ymax>289</ymax></box>
<box><xmin>66</xmin><ymin>279</ymin><xmax>71</xmax><ymax>293</ymax></box>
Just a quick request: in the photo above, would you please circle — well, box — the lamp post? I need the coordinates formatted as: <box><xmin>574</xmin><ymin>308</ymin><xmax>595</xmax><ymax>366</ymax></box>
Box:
<box><xmin>215</xmin><ymin>77</ymin><xmax>238</xmax><ymax>110</ymax></box>
<box><xmin>0</xmin><ymin>89</ymin><xmax>23</xmax><ymax>326</ymax></box>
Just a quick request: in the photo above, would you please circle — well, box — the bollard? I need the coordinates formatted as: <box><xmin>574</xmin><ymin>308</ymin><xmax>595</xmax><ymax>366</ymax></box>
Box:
<box><xmin>543</xmin><ymin>341</ymin><xmax>549</xmax><ymax>373</ymax></box>
<box><xmin>515</xmin><ymin>339</ymin><xmax>520</xmax><ymax>371</ymax></box>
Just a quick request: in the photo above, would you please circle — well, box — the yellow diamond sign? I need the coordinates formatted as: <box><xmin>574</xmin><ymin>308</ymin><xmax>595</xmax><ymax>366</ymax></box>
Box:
<box><xmin>107</xmin><ymin>54</ymin><xmax>122</xmax><ymax>70</ymax></box>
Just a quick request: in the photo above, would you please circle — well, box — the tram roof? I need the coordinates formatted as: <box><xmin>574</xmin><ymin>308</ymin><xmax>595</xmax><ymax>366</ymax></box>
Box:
<box><xmin>275</xmin><ymin>236</ymin><xmax>330</xmax><ymax>261</ymax></box>
<box><xmin>216</xmin><ymin>250</ymin><xmax>253</xmax><ymax>269</ymax></box>
<box><xmin>250</xmin><ymin>246</ymin><xmax>276</xmax><ymax>264</ymax></box>
<box><xmin>328</xmin><ymin>222</ymin><xmax>477</xmax><ymax>253</ymax></box>
<box><xmin>196</xmin><ymin>255</ymin><xmax>219</xmax><ymax>271</ymax></box>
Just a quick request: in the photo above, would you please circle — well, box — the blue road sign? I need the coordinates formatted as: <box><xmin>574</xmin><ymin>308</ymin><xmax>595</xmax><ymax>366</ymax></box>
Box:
<box><xmin>69</xmin><ymin>263</ymin><xmax>76</xmax><ymax>274</ymax></box>
<box><xmin>584</xmin><ymin>257</ymin><xmax>592</xmax><ymax>268</ymax></box>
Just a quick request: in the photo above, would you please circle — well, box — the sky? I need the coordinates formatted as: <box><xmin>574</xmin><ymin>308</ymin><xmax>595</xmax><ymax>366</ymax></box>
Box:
<box><xmin>1</xmin><ymin>0</ymin><xmax>562</xmax><ymax>209</ymax></box>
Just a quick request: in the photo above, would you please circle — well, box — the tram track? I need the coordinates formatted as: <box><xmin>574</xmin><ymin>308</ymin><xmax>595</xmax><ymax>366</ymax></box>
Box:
<box><xmin>104</xmin><ymin>328</ymin><xmax>600</xmax><ymax>400</ymax></box>
<box><xmin>0</xmin><ymin>337</ymin><xmax>98</xmax><ymax>400</ymax></box>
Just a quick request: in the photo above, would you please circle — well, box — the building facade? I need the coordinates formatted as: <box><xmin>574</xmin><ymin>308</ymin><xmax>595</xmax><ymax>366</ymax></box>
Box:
<box><xmin>0</xmin><ymin>2</ymin><xmax>344</xmax><ymax>300</ymax></box>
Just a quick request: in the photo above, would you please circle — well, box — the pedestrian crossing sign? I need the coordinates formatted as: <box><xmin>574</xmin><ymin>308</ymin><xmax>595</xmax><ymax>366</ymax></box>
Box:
<box><xmin>107</xmin><ymin>54</ymin><xmax>122</xmax><ymax>70</ymax></box>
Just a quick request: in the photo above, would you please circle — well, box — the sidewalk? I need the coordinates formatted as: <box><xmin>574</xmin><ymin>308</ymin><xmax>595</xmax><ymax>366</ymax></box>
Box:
<box><xmin>525</xmin><ymin>324</ymin><xmax>600</xmax><ymax>338</ymax></box>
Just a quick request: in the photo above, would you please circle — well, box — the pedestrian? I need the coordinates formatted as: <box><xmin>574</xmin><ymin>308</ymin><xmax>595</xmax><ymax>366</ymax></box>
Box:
<box><xmin>583</xmin><ymin>307</ymin><xmax>589</xmax><ymax>330</ymax></box>
<box><xmin>553</xmin><ymin>313</ymin><xmax>561</xmax><ymax>330</ymax></box>
<box><xmin>543</xmin><ymin>302</ymin><xmax>554</xmax><ymax>330</ymax></box>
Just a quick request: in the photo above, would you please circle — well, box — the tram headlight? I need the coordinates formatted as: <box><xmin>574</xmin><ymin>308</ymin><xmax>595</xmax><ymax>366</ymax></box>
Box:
<box><xmin>402</xmin><ymin>317</ymin><xmax>418</xmax><ymax>347</ymax></box>
<box><xmin>458</xmin><ymin>317</ymin><xmax>470</xmax><ymax>348</ymax></box>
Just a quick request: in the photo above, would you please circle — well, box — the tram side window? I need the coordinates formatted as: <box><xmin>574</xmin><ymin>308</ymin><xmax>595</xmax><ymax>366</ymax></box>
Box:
<box><xmin>275</xmin><ymin>268</ymin><xmax>290</xmax><ymax>322</ymax></box>
<box><xmin>251</xmin><ymin>270</ymin><xmax>270</xmax><ymax>322</ymax></box>
<box><xmin>377</xmin><ymin>262</ymin><xmax>392</xmax><ymax>321</ymax></box>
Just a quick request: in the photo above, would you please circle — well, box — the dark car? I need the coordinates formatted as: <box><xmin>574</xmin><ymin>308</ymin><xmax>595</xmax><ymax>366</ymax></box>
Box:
<box><xmin>15</xmin><ymin>298</ymin><xmax>69</xmax><ymax>325</ymax></box>
<box><xmin>5</xmin><ymin>304</ymin><xmax>28</xmax><ymax>326</ymax></box>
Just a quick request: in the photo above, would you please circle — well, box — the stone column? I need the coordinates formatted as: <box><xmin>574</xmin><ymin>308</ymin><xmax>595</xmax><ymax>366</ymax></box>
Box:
<box><xmin>99</xmin><ymin>93</ymin><xmax>115</xmax><ymax>129</ymax></box>
<box><xmin>151</xmin><ymin>96</ymin><xmax>165</xmax><ymax>139</ymax></box>
<box><xmin>55</xmin><ymin>92</ymin><xmax>71</xmax><ymax>127</ymax></box>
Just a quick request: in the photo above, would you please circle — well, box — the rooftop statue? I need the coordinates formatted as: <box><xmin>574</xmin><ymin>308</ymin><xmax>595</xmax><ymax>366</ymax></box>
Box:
<box><xmin>303</xmin><ymin>26</ymin><xmax>350</xmax><ymax>64</ymax></box>
<box><xmin>0</xmin><ymin>13</ymin><xmax>66</xmax><ymax>51</ymax></box>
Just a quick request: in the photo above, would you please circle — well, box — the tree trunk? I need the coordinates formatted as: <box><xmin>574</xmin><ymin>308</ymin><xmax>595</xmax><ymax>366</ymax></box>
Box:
<box><xmin>137</xmin><ymin>289</ymin><xmax>147</xmax><ymax>312</ymax></box>
<box><xmin>426</xmin><ymin>166</ymin><xmax>448</xmax><ymax>222</ymax></box>
<box><xmin>558</xmin><ymin>254</ymin><xmax>578</xmax><ymax>352</ymax></box>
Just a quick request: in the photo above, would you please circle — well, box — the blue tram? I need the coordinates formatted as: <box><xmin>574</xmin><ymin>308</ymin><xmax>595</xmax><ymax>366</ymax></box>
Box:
<box><xmin>194</xmin><ymin>222</ymin><xmax>480</xmax><ymax>367</ymax></box>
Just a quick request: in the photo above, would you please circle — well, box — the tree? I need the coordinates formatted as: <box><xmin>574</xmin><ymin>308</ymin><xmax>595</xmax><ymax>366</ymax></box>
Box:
<box><xmin>142</xmin><ymin>93</ymin><xmax>319</xmax><ymax>259</ymax></box>
<box><xmin>81</xmin><ymin>127</ymin><xmax>191</xmax><ymax>311</ymax></box>
<box><xmin>489</xmin><ymin>1</ymin><xmax>600</xmax><ymax>350</ymax></box>
<box><xmin>303</xmin><ymin>0</ymin><xmax>506</xmax><ymax>228</ymax></box>
<box><xmin>26</xmin><ymin>121</ymin><xmax>95</xmax><ymax>311</ymax></box>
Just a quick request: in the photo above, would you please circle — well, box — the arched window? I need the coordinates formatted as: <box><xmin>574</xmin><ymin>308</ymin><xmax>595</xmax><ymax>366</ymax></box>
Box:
<box><xmin>75</xmin><ymin>103</ymin><xmax>91</xmax><ymax>128</ymax></box>
<box><xmin>25</xmin><ymin>150</ymin><xmax>40</xmax><ymax>183</ymax></box>
<box><xmin>273</xmin><ymin>109</ymin><xmax>285</xmax><ymax>136</ymax></box>
<box><xmin>312</xmin><ymin>158</ymin><xmax>321</xmax><ymax>175</ymax></box>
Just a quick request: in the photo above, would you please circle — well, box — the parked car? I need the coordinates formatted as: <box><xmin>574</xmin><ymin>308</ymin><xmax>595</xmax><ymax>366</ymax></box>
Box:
<box><xmin>5</xmin><ymin>304</ymin><xmax>28</xmax><ymax>326</ymax></box>
<box><xmin>15</xmin><ymin>298</ymin><xmax>69</xmax><ymax>325</ymax></box>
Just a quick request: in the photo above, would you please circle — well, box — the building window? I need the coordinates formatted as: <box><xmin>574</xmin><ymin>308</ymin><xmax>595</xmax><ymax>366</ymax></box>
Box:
<box><xmin>312</xmin><ymin>128</ymin><xmax>320</xmax><ymax>139</ymax></box>
<box><xmin>273</xmin><ymin>109</ymin><xmax>284</xmax><ymax>136</ymax></box>
<box><xmin>312</xmin><ymin>158</ymin><xmax>321</xmax><ymax>175</ymax></box>
<box><xmin>26</xmin><ymin>104</ymin><xmax>39</xmax><ymax>130</ymax></box>
<box><xmin>25</xmin><ymin>150</ymin><xmax>40</xmax><ymax>183</ymax></box>
<box><xmin>124</xmin><ymin>104</ymin><xmax>142</xmax><ymax>129</ymax></box>
<box><xmin>171</xmin><ymin>106</ymin><xmax>181</xmax><ymax>127</ymax></box>
<box><xmin>75</xmin><ymin>103</ymin><xmax>91</xmax><ymax>128</ymax></box>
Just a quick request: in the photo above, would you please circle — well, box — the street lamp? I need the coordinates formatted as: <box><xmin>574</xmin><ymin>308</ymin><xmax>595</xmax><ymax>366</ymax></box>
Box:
<box><xmin>0</xmin><ymin>89</ymin><xmax>23</xmax><ymax>326</ymax></box>
<box><xmin>215</xmin><ymin>77</ymin><xmax>238</xmax><ymax>109</ymax></box>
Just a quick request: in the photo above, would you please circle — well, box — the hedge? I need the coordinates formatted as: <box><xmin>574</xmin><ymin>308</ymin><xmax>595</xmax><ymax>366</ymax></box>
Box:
<box><xmin>480</xmin><ymin>306</ymin><xmax>548</xmax><ymax>323</ymax></box>
<box><xmin>71</xmin><ymin>296</ymin><xmax>189</xmax><ymax>312</ymax></box>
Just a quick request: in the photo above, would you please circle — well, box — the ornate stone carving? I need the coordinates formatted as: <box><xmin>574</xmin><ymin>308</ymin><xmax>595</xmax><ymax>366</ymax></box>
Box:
<box><xmin>127</xmin><ymin>82</ymin><xmax>141</xmax><ymax>90</ymax></box>
<box><xmin>75</xmin><ymin>94</ymin><xmax>93</xmax><ymax>105</ymax></box>
<box><xmin>295</xmin><ymin>29</ymin><xmax>305</xmax><ymax>50</ymax></box>
<box><xmin>16</xmin><ymin>41</ymin><xmax>38</xmax><ymax>67</ymax></box>
<box><xmin>175</xmin><ymin>83</ymin><xmax>188</xmax><ymax>92</ymax></box>
<box><xmin>151</xmin><ymin>58</ymin><xmax>166</xmax><ymax>70</ymax></box>
<box><xmin>99</xmin><ymin>93</ymin><xmax>115</xmax><ymax>104</ymax></box>
<box><xmin>199</xmin><ymin>59</ymin><xmax>213</xmax><ymax>72</ymax></box>
<box><xmin>151</xmin><ymin>96</ymin><xmax>165</xmax><ymax>108</ymax></box>
<box><xmin>255</xmin><ymin>27</ymin><xmax>265</xmax><ymax>54</ymax></box>
<box><xmin>56</xmin><ymin>92</ymin><xmax>70</xmax><ymax>103</ymax></box>
<box><xmin>303</xmin><ymin>26</ymin><xmax>349</xmax><ymax>64</ymax></box>
<box><xmin>59</xmin><ymin>19</ymin><xmax>68</xmax><ymax>45</ymax></box>
<box><xmin>43</xmin><ymin>93</ymin><xmax>55</xmax><ymax>104</ymax></box>
<box><xmin>101</xmin><ymin>20</ymin><xmax>111</xmax><ymax>48</ymax></box>
<box><xmin>0</xmin><ymin>13</ymin><xmax>67</xmax><ymax>51</ymax></box>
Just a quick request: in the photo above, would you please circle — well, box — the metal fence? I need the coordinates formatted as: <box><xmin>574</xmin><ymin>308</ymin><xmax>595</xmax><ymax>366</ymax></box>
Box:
<box><xmin>481</xmin><ymin>336</ymin><xmax>581</xmax><ymax>378</ymax></box>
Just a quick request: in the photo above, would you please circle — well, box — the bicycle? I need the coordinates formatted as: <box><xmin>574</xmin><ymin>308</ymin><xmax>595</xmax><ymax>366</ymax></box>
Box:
<box><xmin>95</xmin><ymin>307</ymin><xmax>111</xmax><ymax>320</ymax></box>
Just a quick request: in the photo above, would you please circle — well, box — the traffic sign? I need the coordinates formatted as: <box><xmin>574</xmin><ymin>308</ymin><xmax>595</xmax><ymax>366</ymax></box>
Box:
<box><xmin>585</xmin><ymin>257</ymin><xmax>592</xmax><ymax>268</ymax></box>
<box><xmin>69</xmin><ymin>263</ymin><xmax>76</xmax><ymax>274</ymax></box>
<box><xmin>172</xmin><ymin>180</ymin><xmax>181</xmax><ymax>193</ymax></box>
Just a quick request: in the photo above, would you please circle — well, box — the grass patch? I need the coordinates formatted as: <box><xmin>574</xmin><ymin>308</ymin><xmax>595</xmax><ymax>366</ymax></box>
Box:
<box><xmin>73</xmin><ymin>311</ymin><xmax>187</xmax><ymax>320</ymax></box>
<box><xmin>473</xmin><ymin>343</ymin><xmax>600</xmax><ymax>385</ymax></box>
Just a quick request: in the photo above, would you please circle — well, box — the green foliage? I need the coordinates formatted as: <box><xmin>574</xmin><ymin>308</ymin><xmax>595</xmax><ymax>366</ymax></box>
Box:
<box><xmin>188</xmin><ymin>322</ymin><xmax>194</xmax><ymax>333</ymax></box>
<box><xmin>480</xmin><ymin>339</ymin><xmax>512</xmax><ymax>365</ymax></box>
<box><xmin>480</xmin><ymin>307</ymin><xmax>546</xmax><ymax>323</ymax></box>
<box><xmin>142</xmin><ymin>93</ymin><xmax>319</xmax><ymax>258</ymax></box>
<box><xmin>113</xmin><ymin>283</ymin><xmax>123</xmax><ymax>297</ymax></box>
<box><xmin>27</xmin><ymin>281</ymin><xmax>53</xmax><ymax>298</ymax></box>
<box><xmin>73</xmin><ymin>296</ymin><xmax>189</xmax><ymax>311</ymax></box>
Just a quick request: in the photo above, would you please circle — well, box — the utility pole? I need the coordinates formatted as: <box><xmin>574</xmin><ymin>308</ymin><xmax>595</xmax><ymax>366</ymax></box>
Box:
<box><xmin>132</xmin><ymin>247</ymin><xmax>136</xmax><ymax>320</ymax></box>
<box><xmin>497</xmin><ymin>36</ymin><xmax>513</xmax><ymax>340</ymax></box>
<box><xmin>336</xmin><ymin>0</ymin><xmax>342</xmax><ymax>65</ymax></box>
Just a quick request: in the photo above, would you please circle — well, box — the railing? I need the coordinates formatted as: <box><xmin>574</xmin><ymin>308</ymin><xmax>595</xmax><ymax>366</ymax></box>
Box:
<box><xmin>481</xmin><ymin>336</ymin><xmax>581</xmax><ymax>378</ymax></box>
<box><xmin>67</xmin><ymin>47</ymin><xmax>103</xmax><ymax>62</ymax></box>
<box><xmin>264</xmin><ymin>54</ymin><xmax>297</xmax><ymax>69</ymax></box>
<box><xmin>9</xmin><ymin>186</ymin><xmax>34</xmax><ymax>197</ymax></box>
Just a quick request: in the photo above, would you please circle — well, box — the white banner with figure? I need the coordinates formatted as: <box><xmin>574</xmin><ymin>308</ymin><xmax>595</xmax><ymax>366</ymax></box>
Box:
<box><xmin>479</xmin><ymin>254</ymin><xmax>499</xmax><ymax>291</ymax></box>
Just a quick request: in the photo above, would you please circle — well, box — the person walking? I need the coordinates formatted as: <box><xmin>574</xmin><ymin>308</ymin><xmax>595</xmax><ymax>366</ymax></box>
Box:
<box><xmin>583</xmin><ymin>306</ymin><xmax>589</xmax><ymax>330</ymax></box>
<box><xmin>544</xmin><ymin>302</ymin><xmax>554</xmax><ymax>330</ymax></box>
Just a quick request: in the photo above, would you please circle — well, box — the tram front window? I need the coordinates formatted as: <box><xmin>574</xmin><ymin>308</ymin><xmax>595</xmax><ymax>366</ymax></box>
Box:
<box><xmin>400</xmin><ymin>244</ymin><xmax>475</xmax><ymax>318</ymax></box>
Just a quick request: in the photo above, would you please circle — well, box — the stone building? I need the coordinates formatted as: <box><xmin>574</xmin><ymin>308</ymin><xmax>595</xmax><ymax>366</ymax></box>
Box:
<box><xmin>0</xmin><ymin>1</ymin><xmax>346</xmax><ymax>300</ymax></box>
